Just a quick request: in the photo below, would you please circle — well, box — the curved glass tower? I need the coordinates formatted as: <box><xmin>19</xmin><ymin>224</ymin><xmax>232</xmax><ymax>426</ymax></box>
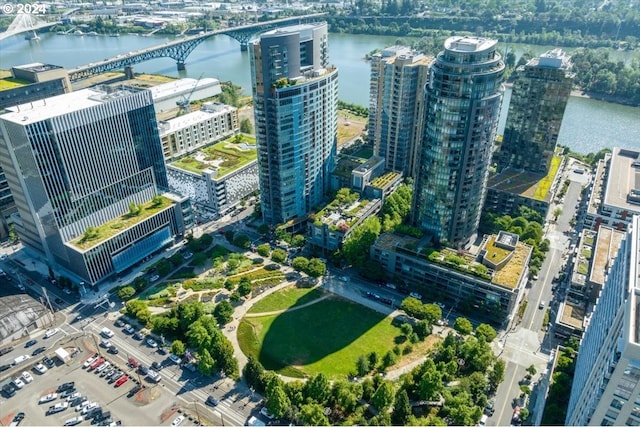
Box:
<box><xmin>250</xmin><ymin>23</ymin><xmax>338</xmax><ymax>225</ymax></box>
<box><xmin>413</xmin><ymin>36</ymin><xmax>505</xmax><ymax>248</ymax></box>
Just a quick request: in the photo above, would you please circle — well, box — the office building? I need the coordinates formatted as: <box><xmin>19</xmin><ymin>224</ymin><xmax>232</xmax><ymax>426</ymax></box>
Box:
<box><xmin>494</xmin><ymin>49</ymin><xmax>573</xmax><ymax>174</ymax></box>
<box><xmin>565</xmin><ymin>216</ymin><xmax>640</xmax><ymax>426</ymax></box>
<box><xmin>412</xmin><ymin>36</ymin><xmax>505</xmax><ymax>248</ymax></box>
<box><xmin>250</xmin><ymin>23</ymin><xmax>339</xmax><ymax>225</ymax></box>
<box><xmin>0</xmin><ymin>86</ymin><xmax>189</xmax><ymax>285</ymax></box>
<box><xmin>368</xmin><ymin>46</ymin><xmax>433</xmax><ymax>178</ymax></box>
<box><xmin>585</xmin><ymin>148</ymin><xmax>640</xmax><ymax>231</ymax></box>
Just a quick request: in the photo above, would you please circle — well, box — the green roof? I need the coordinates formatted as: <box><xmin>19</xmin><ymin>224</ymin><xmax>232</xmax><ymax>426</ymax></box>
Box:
<box><xmin>170</xmin><ymin>135</ymin><xmax>257</xmax><ymax>178</ymax></box>
<box><xmin>0</xmin><ymin>77</ymin><xmax>30</xmax><ymax>90</ymax></box>
<box><xmin>370</xmin><ymin>171</ymin><xmax>401</xmax><ymax>189</ymax></box>
<box><xmin>69</xmin><ymin>196</ymin><xmax>174</xmax><ymax>250</ymax></box>
<box><xmin>488</xmin><ymin>155</ymin><xmax>562</xmax><ymax>202</ymax></box>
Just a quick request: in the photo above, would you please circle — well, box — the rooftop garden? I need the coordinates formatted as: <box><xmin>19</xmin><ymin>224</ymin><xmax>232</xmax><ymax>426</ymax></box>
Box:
<box><xmin>370</xmin><ymin>171</ymin><xmax>401</xmax><ymax>189</ymax></box>
<box><xmin>0</xmin><ymin>77</ymin><xmax>30</xmax><ymax>90</ymax></box>
<box><xmin>311</xmin><ymin>188</ymin><xmax>370</xmax><ymax>229</ymax></box>
<box><xmin>492</xmin><ymin>243</ymin><xmax>530</xmax><ymax>288</ymax></box>
<box><xmin>170</xmin><ymin>134</ymin><xmax>256</xmax><ymax>178</ymax></box>
<box><xmin>484</xmin><ymin>235</ymin><xmax>511</xmax><ymax>265</ymax></box>
<box><xmin>532</xmin><ymin>155</ymin><xmax>562</xmax><ymax>201</ymax></box>
<box><xmin>415</xmin><ymin>246</ymin><xmax>492</xmax><ymax>281</ymax></box>
<box><xmin>70</xmin><ymin>195</ymin><xmax>173</xmax><ymax>250</ymax></box>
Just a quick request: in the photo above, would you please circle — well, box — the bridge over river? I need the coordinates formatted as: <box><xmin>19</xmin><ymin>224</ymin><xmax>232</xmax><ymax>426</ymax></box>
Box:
<box><xmin>66</xmin><ymin>13</ymin><xmax>326</xmax><ymax>82</ymax></box>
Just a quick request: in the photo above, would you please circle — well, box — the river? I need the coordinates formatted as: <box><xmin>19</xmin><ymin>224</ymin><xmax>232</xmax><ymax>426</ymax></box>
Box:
<box><xmin>1</xmin><ymin>31</ymin><xmax>638</xmax><ymax>155</ymax></box>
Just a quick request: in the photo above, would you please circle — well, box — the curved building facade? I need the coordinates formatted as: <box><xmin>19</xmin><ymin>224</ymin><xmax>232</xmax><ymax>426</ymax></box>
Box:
<box><xmin>250</xmin><ymin>23</ymin><xmax>338</xmax><ymax>225</ymax></box>
<box><xmin>413</xmin><ymin>36</ymin><xmax>505</xmax><ymax>248</ymax></box>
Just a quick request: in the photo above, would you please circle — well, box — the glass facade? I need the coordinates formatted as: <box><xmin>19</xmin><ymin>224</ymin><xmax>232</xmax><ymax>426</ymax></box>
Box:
<box><xmin>251</xmin><ymin>23</ymin><xmax>338</xmax><ymax>225</ymax></box>
<box><xmin>412</xmin><ymin>37</ymin><xmax>505</xmax><ymax>248</ymax></box>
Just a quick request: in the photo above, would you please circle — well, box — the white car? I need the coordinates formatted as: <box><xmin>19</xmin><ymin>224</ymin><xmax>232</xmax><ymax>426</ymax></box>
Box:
<box><xmin>171</xmin><ymin>415</ymin><xmax>185</xmax><ymax>427</ymax></box>
<box><xmin>48</xmin><ymin>402</ymin><xmax>69</xmax><ymax>414</ymax></box>
<box><xmin>40</xmin><ymin>393</ymin><xmax>58</xmax><ymax>403</ymax></box>
<box><xmin>101</xmin><ymin>328</ymin><xmax>114</xmax><ymax>338</ymax></box>
<box><xmin>21</xmin><ymin>371</ymin><xmax>34</xmax><ymax>383</ymax></box>
<box><xmin>64</xmin><ymin>416</ymin><xmax>84</xmax><ymax>426</ymax></box>
<box><xmin>34</xmin><ymin>363</ymin><xmax>48</xmax><ymax>374</ymax></box>
<box><xmin>83</xmin><ymin>355</ymin><xmax>99</xmax><ymax>368</ymax></box>
<box><xmin>44</xmin><ymin>328</ymin><xmax>60</xmax><ymax>338</ymax></box>
<box><xmin>146</xmin><ymin>338</ymin><xmax>158</xmax><ymax>348</ymax></box>
<box><xmin>81</xmin><ymin>403</ymin><xmax>99</xmax><ymax>415</ymax></box>
<box><xmin>13</xmin><ymin>378</ymin><xmax>25</xmax><ymax>389</ymax></box>
<box><xmin>95</xmin><ymin>361</ymin><xmax>111</xmax><ymax>373</ymax></box>
<box><xmin>100</xmin><ymin>339</ymin><xmax>112</xmax><ymax>348</ymax></box>
<box><xmin>75</xmin><ymin>401</ymin><xmax>92</xmax><ymax>412</ymax></box>
<box><xmin>169</xmin><ymin>354</ymin><xmax>181</xmax><ymax>365</ymax></box>
<box><xmin>66</xmin><ymin>392</ymin><xmax>81</xmax><ymax>401</ymax></box>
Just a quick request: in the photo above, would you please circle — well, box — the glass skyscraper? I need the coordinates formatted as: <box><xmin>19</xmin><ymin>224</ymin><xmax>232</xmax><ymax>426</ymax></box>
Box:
<box><xmin>0</xmin><ymin>86</ymin><xmax>186</xmax><ymax>285</ymax></box>
<box><xmin>368</xmin><ymin>46</ymin><xmax>433</xmax><ymax>178</ymax></box>
<box><xmin>412</xmin><ymin>36</ymin><xmax>505</xmax><ymax>248</ymax></box>
<box><xmin>495</xmin><ymin>49</ymin><xmax>573</xmax><ymax>174</ymax></box>
<box><xmin>250</xmin><ymin>23</ymin><xmax>338</xmax><ymax>225</ymax></box>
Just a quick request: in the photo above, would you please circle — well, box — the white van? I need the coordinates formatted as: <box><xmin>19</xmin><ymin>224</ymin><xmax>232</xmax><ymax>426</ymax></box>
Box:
<box><xmin>246</xmin><ymin>416</ymin><xmax>266</xmax><ymax>427</ymax></box>
<box><xmin>101</xmin><ymin>328</ymin><xmax>114</xmax><ymax>338</ymax></box>
<box><xmin>478</xmin><ymin>414</ymin><xmax>489</xmax><ymax>426</ymax></box>
<box><xmin>12</xmin><ymin>354</ymin><xmax>31</xmax><ymax>366</ymax></box>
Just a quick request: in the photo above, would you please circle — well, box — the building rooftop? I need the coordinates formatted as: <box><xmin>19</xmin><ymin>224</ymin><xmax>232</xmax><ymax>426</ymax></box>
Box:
<box><xmin>12</xmin><ymin>63</ymin><xmax>64</xmax><ymax>73</ymax></box>
<box><xmin>369</xmin><ymin>171</ymin><xmax>401</xmax><ymax>189</ymax></box>
<box><xmin>376</xmin><ymin>46</ymin><xmax>434</xmax><ymax>66</ymax></box>
<box><xmin>445</xmin><ymin>36</ymin><xmax>496</xmax><ymax>53</ymax></box>
<box><xmin>559</xmin><ymin>300</ymin><xmax>586</xmax><ymax>330</ymax></box>
<box><xmin>312</xmin><ymin>188</ymin><xmax>380</xmax><ymax>230</ymax></box>
<box><xmin>529</xmin><ymin>49</ymin><xmax>572</xmax><ymax>70</ymax></box>
<box><xmin>587</xmin><ymin>154</ymin><xmax>610</xmax><ymax>216</ymax></box>
<box><xmin>169</xmin><ymin>134</ymin><xmax>257</xmax><ymax>179</ymax></box>
<box><xmin>590</xmin><ymin>226</ymin><xmax>625</xmax><ymax>286</ymax></box>
<box><xmin>332</xmin><ymin>156</ymin><xmax>366</xmax><ymax>178</ymax></box>
<box><xmin>488</xmin><ymin>155</ymin><xmax>562</xmax><ymax>202</ymax></box>
<box><xmin>68</xmin><ymin>195</ymin><xmax>175</xmax><ymax>251</ymax></box>
<box><xmin>1</xmin><ymin>86</ymin><xmax>146</xmax><ymax>125</ymax></box>
<box><xmin>158</xmin><ymin>102</ymin><xmax>236</xmax><ymax>135</ymax></box>
<box><xmin>375</xmin><ymin>231</ymin><xmax>531</xmax><ymax>289</ymax></box>
<box><xmin>148</xmin><ymin>77</ymin><xmax>220</xmax><ymax>101</ymax></box>
<box><xmin>261</xmin><ymin>22</ymin><xmax>325</xmax><ymax>41</ymax></box>
<box><xmin>603</xmin><ymin>147</ymin><xmax>640</xmax><ymax>213</ymax></box>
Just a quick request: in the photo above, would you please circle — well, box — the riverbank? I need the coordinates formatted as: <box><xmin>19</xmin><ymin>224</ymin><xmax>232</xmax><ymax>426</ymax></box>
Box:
<box><xmin>503</xmin><ymin>82</ymin><xmax>638</xmax><ymax>106</ymax></box>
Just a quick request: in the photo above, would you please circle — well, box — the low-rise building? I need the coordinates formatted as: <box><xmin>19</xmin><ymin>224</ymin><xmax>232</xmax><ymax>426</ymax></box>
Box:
<box><xmin>484</xmin><ymin>154</ymin><xmax>564</xmax><ymax>218</ymax></box>
<box><xmin>584</xmin><ymin>148</ymin><xmax>640</xmax><ymax>232</ymax></box>
<box><xmin>149</xmin><ymin>77</ymin><xmax>221</xmax><ymax>113</ymax></box>
<box><xmin>308</xmin><ymin>189</ymin><xmax>382</xmax><ymax>251</ymax></box>
<box><xmin>370</xmin><ymin>231</ymin><xmax>532</xmax><ymax>324</ymax></box>
<box><xmin>167</xmin><ymin>136</ymin><xmax>258</xmax><ymax>216</ymax></box>
<box><xmin>158</xmin><ymin>102</ymin><xmax>239</xmax><ymax>159</ymax></box>
<box><xmin>364</xmin><ymin>170</ymin><xmax>403</xmax><ymax>202</ymax></box>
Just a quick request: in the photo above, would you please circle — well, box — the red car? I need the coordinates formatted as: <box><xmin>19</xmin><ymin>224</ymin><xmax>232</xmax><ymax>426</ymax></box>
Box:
<box><xmin>88</xmin><ymin>357</ymin><xmax>105</xmax><ymax>371</ymax></box>
<box><xmin>114</xmin><ymin>375</ymin><xmax>129</xmax><ymax>387</ymax></box>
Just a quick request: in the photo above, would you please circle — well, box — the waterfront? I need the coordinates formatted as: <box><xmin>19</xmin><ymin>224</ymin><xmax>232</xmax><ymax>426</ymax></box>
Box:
<box><xmin>0</xmin><ymin>31</ymin><xmax>638</xmax><ymax>155</ymax></box>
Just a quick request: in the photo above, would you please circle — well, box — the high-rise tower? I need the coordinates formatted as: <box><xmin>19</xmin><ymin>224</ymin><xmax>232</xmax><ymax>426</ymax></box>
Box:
<box><xmin>412</xmin><ymin>36</ymin><xmax>505</xmax><ymax>248</ymax></box>
<box><xmin>250</xmin><ymin>23</ymin><xmax>338</xmax><ymax>225</ymax></box>
<box><xmin>0</xmin><ymin>86</ymin><xmax>188</xmax><ymax>285</ymax></box>
<box><xmin>495</xmin><ymin>49</ymin><xmax>573</xmax><ymax>173</ymax></box>
<box><xmin>368</xmin><ymin>46</ymin><xmax>433</xmax><ymax>178</ymax></box>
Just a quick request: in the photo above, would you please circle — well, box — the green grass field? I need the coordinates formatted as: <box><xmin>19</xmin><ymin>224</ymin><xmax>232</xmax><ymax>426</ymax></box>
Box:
<box><xmin>238</xmin><ymin>297</ymin><xmax>404</xmax><ymax>379</ymax></box>
<box><xmin>247</xmin><ymin>286</ymin><xmax>325</xmax><ymax>314</ymax></box>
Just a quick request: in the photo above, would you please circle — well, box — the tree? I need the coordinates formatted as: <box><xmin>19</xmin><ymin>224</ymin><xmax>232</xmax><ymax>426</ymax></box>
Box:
<box><xmin>356</xmin><ymin>355</ymin><xmax>370</xmax><ymax>377</ymax></box>
<box><xmin>292</xmin><ymin>256</ymin><xmax>310</xmax><ymax>272</ymax></box>
<box><xmin>256</xmin><ymin>243</ymin><xmax>271</xmax><ymax>257</ymax></box>
<box><xmin>238</xmin><ymin>279</ymin><xmax>252</xmax><ymax>297</ymax></box>
<box><xmin>291</xmin><ymin>234</ymin><xmax>306</xmax><ymax>247</ymax></box>
<box><xmin>117</xmin><ymin>285</ymin><xmax>136</xmax><ymax>300</ymax></box>
<box><xmin>214</xmin><ymin>300</ymin><xmax>234</xmax><ymax>325</ymax></box>
<box><xmin>453</xmin><ymin>317</ymin><xmax>473</xmax><ymax>335</ymax></box>
<box><xmin>240</xmin><ymin>118</ymin><xmax>253</xmax><ymax>134</ymax></box>
<box><xmin>391</xmin><ymin>389</ymin><xmax>411</xmax><ymax>425</ymax></box>
<box><xmin>381</xmin><ymin>350</ymin><xmax>398</xmax><ymax>369</ymax></box>
<box><xmin>198</xmin><ymin>348</ymin><xmax>216</xmax><ymax>375</ymax></box>
<box><xmin>475</xmin><ymin>323</ymin><xmax>497</xmax><ymax>342</ymax></box>
<box><xmin>299</xmin><ymin>403</ymin><xmax>329</xmax><ymax>426</ymax></box>
<box><xmin>306</xmin><ymin>258</ymin><xmax>327</xmax><ymax>277</ymax></box>
<box><xmin>271</xmin><ymin>248</ymin><xmax>287</xmax><ymax>263</ymax></box>
<box><xmin>304</xmin><ymin>373</ymin><xmax>331</xmax><ymax>404</ymax></box>
<box><xmin>488</xmin><ymin>359</ymin><xmax>506</xmax><ymax>392</ymax></box>
<box><xmin>553</xmin><ymin>207</ymin><xmax>563</xmax><ymax>221</ymax></box>
<box><xmin>243</xmin><ymin>356</ymin><xmax>266</xmax><ymax>392</ymax></box>
<box><xmin>342</xmin><ymin>216</ymin><xmax>381</xmax><ymax>267</ymax></box>
<box><xmin>171</xmin><ymin>339</ymin><xmax>186</xmax><ymax>356</ymax></box>
<box><xmin>266</xmin><ymin>382</ymin><xmax>291</xmax><ymax>419</ymax></box>
<box><xmin>224</xmin><ymin>230</ymin><xmax>235</xmax><ymax>243</ymax></box>
<box><xmin>414</xmin><ymin>320</ymin><xmax>431</xmax><ymax>340</ymax></box>
<box><xmin>418</xmin><ymin>359</ymin><xmax>443</xmax><ymax>400</ymax></box>
<box><xmin>169</xmin><ymin>251</ymin><xmax>184</xmax><ymax>266</ymax></box>
<box><xmin>372</xmin><ymin>380</ymin><xmax>396</xmax><ymax>411</ymax></box>
<box><xmin>156</xmin><ymin>258</ymin><xmax>172</xmax><ymax>276</ymax></box>
<box><xmin>233</xmin><ymin>233</ymin><xmax>251</xmax><ymax>249</ymax></box>
<box><xmin>128</xmin><ymin>202</ymin><xmax>141</xmax><ymax>216</ymax></box>
<box><xmin>192</xmin><ymin>252</ymin><xmax>208</xmax><ymax>267</ymax></box>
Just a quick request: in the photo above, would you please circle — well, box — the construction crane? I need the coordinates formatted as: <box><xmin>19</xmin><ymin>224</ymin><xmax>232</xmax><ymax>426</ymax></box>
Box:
<box><xmin>176</xmin><ymin>73</ymin><xmax>204</xmax><ymax>115</ymax></box>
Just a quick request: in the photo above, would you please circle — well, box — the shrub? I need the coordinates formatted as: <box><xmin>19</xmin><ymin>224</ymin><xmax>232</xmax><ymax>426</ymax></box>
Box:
<box><xmin>256</xmin><ymin>243</ymin><xmax>271</xmax><ymax>257</ymax></box>
<box><xmin>118</xmin><ymin>286</ymin><xmax>136</xmax><ymax>300</ymax></box>
<box><xmin>271</xmin><ymin>248</ymin><xmax>287</xmax><ymax>263</ymax></box>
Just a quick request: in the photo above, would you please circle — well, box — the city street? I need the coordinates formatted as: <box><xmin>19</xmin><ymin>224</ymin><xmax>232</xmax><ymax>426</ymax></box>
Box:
<box><xmin>490</xmin><ymin>159</ymin><xmax>591</xmax><ymax>426</ymax></box>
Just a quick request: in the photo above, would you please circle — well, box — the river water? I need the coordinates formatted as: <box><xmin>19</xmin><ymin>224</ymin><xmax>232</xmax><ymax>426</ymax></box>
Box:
<box><xmin>1</xmin><ymin>31</ymin><xmax>638</xmax><ymax>155</ymax></box>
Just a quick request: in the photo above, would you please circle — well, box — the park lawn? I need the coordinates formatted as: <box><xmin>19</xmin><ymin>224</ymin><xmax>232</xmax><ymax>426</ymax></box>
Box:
<box><xmin>238</xmin><ymin>296</ymin><xmax>404</xmax><ymax>379</ymax></box>
<box><xmin>247</xmin><ymin>286</ymin><xmax>325</xmax><ymax>314</ymax></box>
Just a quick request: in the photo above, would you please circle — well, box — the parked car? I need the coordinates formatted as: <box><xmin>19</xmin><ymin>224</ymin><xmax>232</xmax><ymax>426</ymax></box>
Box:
<box><xmin>145</xmin><ymin>338</ymin><xmax>158</xmax><ymax>348</ymax></box>
<box><xmin>57</xmin><ymin>381</ymin><xmax>75</xmax><ymax>392</ymax></box>
<box><xmin>114</xmin><ymin>376</ymin><xmax>129</xmax><ymax>387</ymax></box>
<box><xmin>123</xmin><ymin>325</ymin><xmax>134</xmax><ymax>334</ymax></box>
<box><xmin>107</xmin><ymin>346</ymin><xmax>119</xmax><ymax>355</ymax></box>
<box><xmin>46</xmin><ymin>402</ymin><xmax>69</xmax><ymax>415</ymax></box>
<box><xmin>151</xmin><ymin>361</ymin><xmax>161</xmax><ymax>370</ymax></box>
<box><xmin>171</xmin><ymin>415</ymin><xmax>185</xmax><ymax>427</ymax></box>
<box><xmin>10</xmin><ymin>412</ymin><xmax>25</xmax><ymax>426</ymax></box>
<box><xmin>12</xmin><ymin>355</ymin><xmax>31</xmax><ymax>366</ymax></box>
<box><xmin>0</xmin><ymin>363</ymin><xmax>11</xmax><ymax>372</ymax></box>
<box><xmin>88</xmin><ymin>358</ymin><xmax>104</xmax><ymax>370</ymax></box>
<box><xmin>69</xmin><ymin>396</ymin><xmax>87</xmax><ymax>407</ymax></box>
<box><xmin>95</xmin><ymin>361</ymin><xmax>111</xmax><ymax>373</ymax></box>
<box><xmin>65</xmin><ymin>392</ymin><xmax>81</xmax><ymax>401</ymax></box>
<box><xmin>260</xmin><ymin>407</ymin><xmax>275</xmax><ymax>419</ymax></box>
<box><xmin>21</xmin><ymin>371</ymin><xmax>34</xmax><ymax>383</ymax></box>
<box><xmin>12</xmin><ymin>378</ymin><xmax>25</xmax><ymax>389</ymax></box>
<box><xmin>114</xmin><ymin>319</ymin><xmax>124</xmax><ymax>327</ymax></box>
<box><xmin>100</xmin><ymin>328</ymin><xmax>114</xmax><ymax>338</ymax></box>
<box><xmin>63</xmin><ymin>416</ymin><xmax>84</xmax><ymax>426</ymax></box>
<box><xmin>83</xmin><ymin>354</ymin><xmax>98</xmax><ymax>368</ymax></box>
<box><xmin>132</xmin><ymin>332</ymin><xmax>143</xmax><ymax>340</ymax></box>
<box><xmin>34</xmin><ymin>363</ymin><xmax>48</xmax><ymax>374</ymax></box>
<box><xmin>168</xmin><ymin>354</ymin><xmax>181</xmax><ymax>365</ymax></box>
<box><xmin>156</xmin><ymin>347</ymin><xmax>168</xmax><ymax>355</ymax></box>
<box><xmin>109</xmin><ymin>371</ymin><xmax>124</xmax><ymax>383</ymax></box>
<box><xmin>138</xmin><ymin>365</ymin><xmax>149</xmax><ymax>375</ymax></box>
<box><xmin>39</xmin><ymin>393</ymin><xmax>58</xmax><ymax>403</ymax></box>
<box><xmin>205</xmin><ymin>395</ymin><xmax>219</xmax><ymax>406</ymax></box>
<box><xmin>127</xmin><ymin>384</ymin><xmax>142</xmax><ymax>398</ymax></box>
<box><xmin>32</xmin><ymin>346</ymin><xmax>46</xmax><ymax>356</ymax></box>
<box><xmin>0</xmin><ymin>346</ymin><xmax>14</xmax><ymax>356</ymax></box>
<box><xmin>60</xmin><ymin>388</ymin><xmax>78</xmax><ymax>399</ymax></box>
<box><xmin>42</xmin><ymin>357</ymin><xmax>55</xmax><ymax>368</ymax></box>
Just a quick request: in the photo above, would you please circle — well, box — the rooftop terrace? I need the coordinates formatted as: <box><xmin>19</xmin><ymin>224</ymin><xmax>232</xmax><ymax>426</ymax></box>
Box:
<box><xmin>369</xmin><ymin>171</ymin><xmax>402</xmax><ymax>189</ymax></box>
<box><xmin>604</xmin><ymin>147</ymin><xmax>640</xmax><ymax>212</ymax></box>
<box><xmin>488</xmin><ymin>155</ymin><xmax>562</xmax><ymax>202</ymax></box>
<box><xmin>559</xmin><ymin>300</ymin><xmax>585</xmax><ymax>330</ymax></box>
<box><xmin>312</xmin><ymin>188</ymin><xmax>379</xmax><ymax>230</ymax></box>
<box><xmin>68</xmin><ymin>195</ymin><xmax>174</xmax><ymax>251</ymax></box>
<box><xmin>169</xmin><ymin>134</ymin><xmax>257</xmax><ymax>179</ymax></box>
<box><xmin>590</xmin><ymin>226</ymin><xmax>625</xmax><ymax>286</ymax></box>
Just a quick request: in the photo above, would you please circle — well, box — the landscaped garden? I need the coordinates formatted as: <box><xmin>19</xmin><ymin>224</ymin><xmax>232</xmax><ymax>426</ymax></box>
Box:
<box><xmin>238</xmin><ymin>296</ymin><xmax>420</xmax><ymax>379</ymax></box>
<box><xmin>247</xmin><ymin>286</ymin><xmax>325</xmax><ymax>314</ymax></box>
<box><xmin>170</xmin><ymin>134</ymin><xmax>257</xmax><ymax>177</ymax></box>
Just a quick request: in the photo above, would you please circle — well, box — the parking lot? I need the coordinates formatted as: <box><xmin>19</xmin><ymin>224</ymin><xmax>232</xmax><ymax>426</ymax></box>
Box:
<box><xmin>0</xmin><ymin>336</ymin><xmax>191</xmax><ymax>426</ymax></box>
